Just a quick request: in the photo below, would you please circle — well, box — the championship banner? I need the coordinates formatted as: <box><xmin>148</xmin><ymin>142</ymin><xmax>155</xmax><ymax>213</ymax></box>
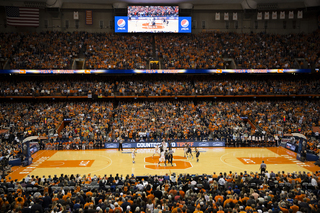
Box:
<box><xmin>297</xmin><ymin>11</ymin><xmax>303</xmax><ymax>19</ymax></box>
<box><xmin>233</xmin><ymin>13</ymin><xmax>237</xmax><ymax>21</ymax></box>
<box><xmin>74</xmin><ymin>11</ymin><xmax>79</xmax><ymax>20</ymax></box>
<box><xmin>0</xmin><ymin>69</ymin><xmax>312</xmax><ymax>74</ymax></box>
<box><xmin>280</xmin><ymin>11</ymin><xmax>285</xmax><ymax>19</ymax></box>
<box><xmin>215</xmin><ymin>12</ymin><xmax>220</xmax><ymax>21</ymax></box>
<box><xmin>272</xmin><ymin>12</ymin><xmax>277</xmax><ymax>20</ymax></box>
<box><xmin>224</xmin><ymin>13</ymin><xmax>229</xmax><ymax>20</ymax></box>
<box><xmin>86</xmin><ymin>10</ymin><xmax>93</xmax><ymax>25</ymax></box>
<box><xmin>257</xmin><ymin>12</ymin><xmax>262</xmax><ymax>20</ymax></box>
<box><xmin>264</xmin><ymin>12</ymin><xmax>270</xmax><ymax>20</ymax></box>
<box><xmin>289</xmin><ymin>11</ymin><xmax>294</xmax><ymax>19</ymax></box>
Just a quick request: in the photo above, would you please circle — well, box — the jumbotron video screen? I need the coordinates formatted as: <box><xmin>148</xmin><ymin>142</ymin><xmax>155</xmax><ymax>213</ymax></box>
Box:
<box><xmin>115</xmin><ymin>6</ymin><xmax>191</xmax><ymax>33</ymax></box>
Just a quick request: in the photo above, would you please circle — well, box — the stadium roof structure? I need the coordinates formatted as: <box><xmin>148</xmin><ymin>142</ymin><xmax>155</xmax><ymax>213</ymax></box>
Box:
<box><xmin>1</xmin><ymin>0</ymin><xmax>319</xmax><ymax>8</ymax></box>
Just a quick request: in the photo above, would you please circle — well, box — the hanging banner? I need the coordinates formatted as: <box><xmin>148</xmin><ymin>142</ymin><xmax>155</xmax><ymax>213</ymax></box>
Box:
<box><xmin>224</xmin><ymin>13</ymin><xmax>229</xmax><ymax>20</ymax></box>
<box><xmin>297</xmin><ymin>11</ymin><xmax>303</xmax><ymax>19</ymax></box>
<box><xmin>86</xmin><ymin>10</ymin><xmax>93</xmax><ymax>25</ymax></box>
<box><xmin>233</xmin><ymin>13</ymin><xmax>237</xmax><ymax>20</ymax></box>
<box><xmin>74</xmin><ymin>11</ymin><xmax>79</xmax><ymax>20</ymax></box>
<box><xmin>215</xmin><ymin>12</ymin><xmax>220</xmax><ymax>20</ymax></box>
<box><xmin>289</xmin><ymin>11</ymin><xmax>294</xmax><ymax>19</ymax></box>
<box><xmin>264</xmin><ymin>12</ymin><xmax>270</xmax><ymax>20</ymax></box>
<box><xmin>280</xmin><ymin>11</ymin><xmax>285</xmax><ymax>19</ymax></box>
<box><xmin>257</xmin><ymin>12</ymin><xmax>262</xmax><ymax>20</ymax></box>
<box><xmin>272</xmin><ymin>12</ymin><xmax>277</xmax><ymax>19</ymax></box>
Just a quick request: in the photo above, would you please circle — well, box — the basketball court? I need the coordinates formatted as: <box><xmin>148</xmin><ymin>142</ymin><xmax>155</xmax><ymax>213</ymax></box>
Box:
<box><xmin>7</xmin><ymin>147</ymin><xmax>320</xmax><ymax>181</ymax></box>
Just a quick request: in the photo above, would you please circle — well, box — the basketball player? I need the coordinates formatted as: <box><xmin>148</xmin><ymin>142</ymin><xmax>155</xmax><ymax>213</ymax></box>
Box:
<box><xmin>195</xmin><ymin>147</ymin><xmax>200</xmax><ymax>162</ymax></box>
<box><xmin>183</xmin><ymin>143</ymin><xmax>188</xmax><ymax>158</ymax></box>
<box><xmin>162</xmin><ymin>140</ymin><xmax>167</xmax><ymax>152</ymax></box>
<box><xmin>165</xmin><ymin>150</ymin><xmax>170</xmax><ymax>166</ymax></box>
<box><xmin>152</xmin><ymin>17</ymin><xmax>156</xmax><ymax>28</ymax></box>
<box><xmin>168</xmin><ymin>149</ymin><xmax>173</xmax><ymax>166</ymax></box>
<box><xmin>158</xmin><ymin>150</ymin><xmax>165</xmax><ymax>166</ymax></box>
<box><xmin>152</xmin><ymin>144</ymin><xmax>160</xmax><ymax>158</ymax></box>
<box><xmin>186</xmin><ymin>144</ymin><xmax>193</xmax><ymax>159</ymax></box>
<box><xmin>132</xmin><ymin>148</ymin><xmax>137</xmax><ymax>163</ymax></box>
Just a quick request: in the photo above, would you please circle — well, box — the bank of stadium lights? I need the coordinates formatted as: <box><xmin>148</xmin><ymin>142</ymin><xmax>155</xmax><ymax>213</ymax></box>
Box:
<box><xmin>24</xmin><ymin>1</ymin><xmax>47</xmax><ymax>8</ymax></box>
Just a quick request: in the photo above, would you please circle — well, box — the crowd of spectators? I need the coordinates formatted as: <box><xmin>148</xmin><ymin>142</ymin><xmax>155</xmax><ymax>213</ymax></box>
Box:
<box><xmin>109</xmin><ymin>100</ymin><xmax>320</xmax><ymax>143</ymax></box>
<box><xmin>59</xmin><ymin>102</ymin><xmax>113</xmax><ymax>142</ymax></box>
<box><xmin>1</xmin><ymin>99</ymin><xmax>319</xmax><ymax>144</ymax></box>
<box><xmin>0</xmin><ymin>102</ymin><xmax>64</xmax><ymax>138</ymax></box>
<box><xmin>1</xmin><ymin>75</ymin><xmax>320</xmax><ymax>97</ymax></box>
<box><xmin>111</xmin><ymin>101</ymin><xmax>205</xmax><ymax>142</ymax></box>
<box><xmin>0</xmin><ymin>101</ymin><xmax>113</xmax><ymax>141</ymax></box>
<box><xmin>0</xmin><ymin>169</ymin><xmax>320</xmax><ymax>213</ymax></box>
<box><xmin>5</xmin><ymin>32</ymin><xmax>85</xmax><ymax>69</ymax></box>
<box><xmin>84</xmin><ymin>34</ymin><xmax>152</xmax><ymax>69</ymax></box>
<box><xmin>1</xmin><ymin>31</ymin><xmax>320</xmax><ymax>69</ymax></box>
<box><xmin>0</xmin><ymin>76</ymin><xmax>115</xmax><ymax>97</ymax></box>
<box><xmin>155</xmin><ymin>31</ymin><xmax>320</xmax><ymax>69</ymax></box>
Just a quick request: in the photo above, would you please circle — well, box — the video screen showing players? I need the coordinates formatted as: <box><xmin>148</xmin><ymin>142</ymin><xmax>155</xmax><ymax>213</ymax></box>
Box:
<box><xmin>115</xmin><ymin>6</ymin><xmax>191</xmax><ymax>33</ymax></box>
<box><xmin>127</xmin><ymin>6</ymin><xmax>179</xmax><ymax>33</ymax></box>
<box><xmin>128</xmin><ymin>6</ymin><xmax>179</xmax><ymax>17</ymax></box>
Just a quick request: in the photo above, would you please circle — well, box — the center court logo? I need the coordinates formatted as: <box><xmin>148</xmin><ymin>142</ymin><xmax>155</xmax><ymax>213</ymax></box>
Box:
<box><xmin>117</xmin><ymin>19</ymin><xmax>126</xmax><ymax>28</ymax></box>
<box><xmin>181</xmin><ymin>19</ymin><xmax>189</xmax><ymax>28</ymax></box>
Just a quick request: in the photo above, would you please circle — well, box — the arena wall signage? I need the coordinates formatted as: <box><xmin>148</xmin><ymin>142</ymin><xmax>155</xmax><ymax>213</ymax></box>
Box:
<box><xmin>0</xmin><ymin>69</ymin><xmax>312</xmax><ymax>74</ymax></box>
<box><xmin>104</xmin><ymin>141</ymin><xmax>225</xmax><ymax>149</ymax></box>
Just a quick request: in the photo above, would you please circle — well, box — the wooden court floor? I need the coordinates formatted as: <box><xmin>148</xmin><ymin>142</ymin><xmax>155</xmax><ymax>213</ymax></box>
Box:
<box><xmin>7</xmin><ymin>147</ymin><xmax>320</xmax><ymax>181</ymax></box>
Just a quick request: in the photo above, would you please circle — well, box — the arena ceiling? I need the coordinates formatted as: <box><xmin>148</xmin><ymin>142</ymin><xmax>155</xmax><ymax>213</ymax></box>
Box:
<box><xmin>0</xmin><ymin>0</ymin><xmax>313</xmax><ymax>4</ymax></box>
<box><xmin>1</xmin><ymin>0</ymin><xmax>319</xmax><ymax>8</ymax></box>
<box><xmin>59</xmin><ymin>0</ymin><xmax>303</xmax><ymax>3</ymax></box>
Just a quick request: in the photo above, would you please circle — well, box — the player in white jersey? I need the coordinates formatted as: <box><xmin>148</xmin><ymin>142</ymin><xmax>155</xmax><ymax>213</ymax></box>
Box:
<box><xmin>162</xmin><ymin>140</ymin><xmax>167</xmax><ymax>151</ymax></box>
<box><xmin>152</xmin><ymin>145</ymin><xmax>160</xmax><ymax>158</ymax></box>
<box><xmin>158</xmin><ymin>151</ymin><xmax>165</xmax><ymax>166</ymax></box>
<box><xmin>132</xmin><ymin>148</ymin><xmax>137</xmax><ymax>163</ymax></box>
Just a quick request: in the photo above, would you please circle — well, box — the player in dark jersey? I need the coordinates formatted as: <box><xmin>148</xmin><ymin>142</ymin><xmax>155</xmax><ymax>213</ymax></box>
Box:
<box><xmin>195</xmin><ymin>147</ymin><xmax>200</xmax><ymax>162</ymax></box>
<box><xmin>186</xmin><ymin>144</ymin><xmax>193</xmax><ymax>159</ymax></box>
<box><xmin>168</xmin><ymin>149</ymin><xmax>173</xmax><ymax>166</ymax></box>
<box><xmin>165</xmin><ymin>150</ymin><xmax>170</xmax><ymax>166</ymax></box>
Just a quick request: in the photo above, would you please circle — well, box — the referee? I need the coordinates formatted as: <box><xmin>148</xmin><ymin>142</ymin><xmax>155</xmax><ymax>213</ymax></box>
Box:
<box><xmin>260</xmin><ymin>160</ymin><xmax>267</xmax><ymax>173</ymax></box>
<box><xmin>118</xmin><ymin>138</ymin><xmax>123</xmax><ymax>151</ymax></box>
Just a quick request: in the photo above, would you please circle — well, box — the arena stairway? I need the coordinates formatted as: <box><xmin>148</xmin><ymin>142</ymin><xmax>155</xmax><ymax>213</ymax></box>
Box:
<box><xmin>72</xmin><ymin>58</ymin><xmax>85</xmax><ymax>69</ymax></box>
<box><xmin>240</xmin><ymin>115</ymin><xmax>261</xmax><ymax>132</ymax></box>
<box><xmin>247</xmin><ymin>115</ymin><xmax>264</xmax><ymax>133</ymax></box>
